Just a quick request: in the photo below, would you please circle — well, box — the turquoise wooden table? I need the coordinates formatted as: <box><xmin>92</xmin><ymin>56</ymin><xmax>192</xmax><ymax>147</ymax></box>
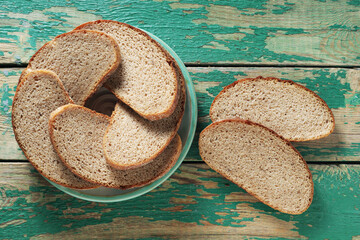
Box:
<box><xmin>1</xmin><ymin>1</ymin><xmax>360</xmax><ymax>239</ymax></box>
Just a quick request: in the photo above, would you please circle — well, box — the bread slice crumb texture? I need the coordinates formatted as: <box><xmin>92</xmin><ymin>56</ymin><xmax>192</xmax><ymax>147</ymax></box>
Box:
<box><xmin>103</xmin><ymin>100</ymin><xmax>183</xmax><ymax>170</ymax></box>
<box><xmin>103</xmin><ymin>63</ymin><xmax>185</xmax><ymax>170</ymax></box>
<box><xmin>210</xmin><ymin>77</ymin><xmax>335</xmax><ymax>141</ymax></box>
<box><xmin>75</xmin><ymin>20</ymin><xmax>178</xmax><ymax>120</ymax></box>
<box><xmin>22</xmin><ymin>30</ymin><xmax>120</xmax><ymax>105</ymax></box>
<box><xmin>49</xmin><ymin>104</ymin><xmax>182</xmax><ymax>189</ymax></box>
<box><xmin>12</xmin><ymin>70</ymin><xmax>95</xmax><ymax>189</ymax></box>
<box><xmin>199</xmin><ymin>119</ymin><xmax>313</xmax><ymax>214</ymax></box>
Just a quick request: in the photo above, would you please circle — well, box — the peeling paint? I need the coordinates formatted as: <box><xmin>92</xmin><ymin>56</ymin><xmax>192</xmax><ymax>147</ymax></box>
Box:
<box><xmin>170</xmin><ymin>3</ymin><xmax>203</xmax><ymax>9</ymax></box>
<box><xmin>0</xmin><ymin>0</ymin><xmax>359</xmax><ymax>65</ymax></box>
<box><xmin>202</xmin><ymin>41</ymin><xmax>230</xmax><ymax>51</ymax></box>
<box><xmin>1</xmin><ymin>163</ymin><xmax>360</xmax><ymax>239</ymax></box>
<box><xmin>213</xmin><ymin>32</ymin><xmax>246</xmax><ymax>42</ymax></box>
<box><xmin>0</xmin><ymin>83</ymin><xmax>14</xmax><ymax>135</ymax></box>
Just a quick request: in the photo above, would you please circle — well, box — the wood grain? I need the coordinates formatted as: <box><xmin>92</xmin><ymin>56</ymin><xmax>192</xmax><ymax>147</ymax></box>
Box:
<box><xmin>0</xmin><ymin>163</ymin><xmax>359</xmax><ymax>239</ymax></box>
<box><xmin>1</xmin><ymin>67</ymin><xmax>358</xmax><ymax>162</ymax></box>
<box><xmin>0</xmin><ymin>0</ymin><xmax>359</xmax><ymax>66</ymax></box>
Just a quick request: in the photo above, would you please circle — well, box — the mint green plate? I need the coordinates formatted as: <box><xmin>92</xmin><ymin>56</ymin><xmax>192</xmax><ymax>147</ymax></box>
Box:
<box><xmin>46</xmin><ymin>30</ymin><xmax>198</xmax><ymax>202</ymax></box>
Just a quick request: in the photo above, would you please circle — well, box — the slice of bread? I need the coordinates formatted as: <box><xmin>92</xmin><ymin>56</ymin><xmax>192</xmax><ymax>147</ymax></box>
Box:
<box><xmin>199</xmin><ymin>119</ymin><xmax>313</xmax><ymax>214</ymax></box>
<box><xmin>20</xmin><ymin>30</ymin><xmax>120</xmax><ymax>105</ymax></box>
<box><xmin>75</xmin><ymin>20</ymin><xmax>178</xmax><ymax>120</ymax></box>
<box><xmin>12</xmin><ymin>70</ymin><xmax>95</xmax><ymax>189</ymax></box>
<box><xmin>49</xmin><ymin>104</ymin><xmax>182</xmax><ymax>189</ymax></box>
<box><xmin>103</xmin><ymin>58</ymin><xmax>185</xmax><ymax>170</ymax></box>
<box><xmin>210</xmin><ymin>76</ymin><xmax>335</xmax><ymax>141</ymax></box>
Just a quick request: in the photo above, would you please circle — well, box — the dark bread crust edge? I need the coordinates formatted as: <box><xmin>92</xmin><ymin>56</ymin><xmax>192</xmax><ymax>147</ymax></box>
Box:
<box><xmin>103</xmin><ymin>63</ymin><xmax>186</xmax><ymax>170</ymax></box>
<box><xmin>209</xmin><ymin>76</ymin><xmax>335</xmax><ymax>142</ymax></box>
<box><xmin>12</xmin><ymin>70</ymin><xmax>96</xmax><ymax>189</ymax></box>
<box><xmin>199</xmin><ymin>119</ymin><xmax>314</xmax><ymax>215</ymax></box>
<box><xmin>20</xmin><ymin>29</ymin><xmax>121</xmax><ymax>105</ymax></box>
<box><xmin>49</xmin><ymin>104</ymin><xmax>181</xmax><ymax>189</ymax></box>
<box><xmin>75</xmin><ymin>20</ymin><xmax>179</xmax><ymax>120</ymax></box>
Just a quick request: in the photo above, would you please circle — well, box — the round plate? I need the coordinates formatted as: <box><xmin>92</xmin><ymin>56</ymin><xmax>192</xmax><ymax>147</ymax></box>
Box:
<box><xmin>46</xmin><ymin>30</ymin><xmax>198</xmax><ymax>202</ymax></box>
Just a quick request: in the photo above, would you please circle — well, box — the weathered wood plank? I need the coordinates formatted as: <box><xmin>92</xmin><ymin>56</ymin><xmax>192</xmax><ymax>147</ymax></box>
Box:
<box><xmin>1</xmin><ymin>67</ymin><xmax>359</xmax><ymax>162</ymax></box>
<box><xmin>0</xmin><ymin>0</ymin><xmax>359</xmax><ymax>65</ymax></box>
<box><xmin>0</xmin><ymin>68</ymin><xmax>24</xmax><ymax>160</ymax></box>
<box><xmin>0</xmin><ymin>162</ymin><xmax>359</xmax><ymax>239</ymax></box>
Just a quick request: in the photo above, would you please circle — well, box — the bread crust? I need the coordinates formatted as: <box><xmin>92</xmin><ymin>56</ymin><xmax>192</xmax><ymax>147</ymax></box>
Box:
<box><xmin>20</xmin><ymin>29</ymin><xmax>121</xmax><ymax>105</ymax></box>
<box><xmin>12</xmin><ymin>70</ymin><xmax>96</xmax><ymax>189</ymax></box>
<box><xmin>199</xmin><ymin>119</ymin><xmax>314</xmax><ymax>215</ymax></box>
<box><xmin>210</xmin><ymin>76</ymin><xmax>335</xmax><ymax>142</ymax></box>
<box><xmin>18</xmin><ymin>68</ymin><xmax>30</xmax><ymax>84</ymax></box>
<box><xmin>75</xmin><ymin>20</ymin><xmax>179</xmax><ymax>120</ymax></box>
<box><xmin>49</xmin><ymin>104</ymin><xmax>181</xmax><ymax>189</ymax></box>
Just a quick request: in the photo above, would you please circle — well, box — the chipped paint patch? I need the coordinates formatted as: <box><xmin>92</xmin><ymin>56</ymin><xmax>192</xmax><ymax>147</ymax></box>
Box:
<box><xmin>192</xmin><ymin>80</ymin><xmax>222</xmax><ymax>97</ymax></box>
<box><xmin>0</xmin><ymin>219</ymin><xmax>27</xmax><ymax>229</ymax></box>
<box><xmin>225</xmin><ymin>192</ymin><xmax>258</xmax><ymax>203</ymax></box>
<box><xmin>61</xmin><ymin>212</ymin><xmax>102</xmax><ymax>220</ymax></box>
<box><xmin>170</xmin><ymin>3</ymin><xmax>203</xmax><ymax>9</ymax></box>
<box><xmin>161</xmin><ymin>205</ymin><xmax>192</xmax><ymax>212</ymax></box>
<box><xmin>202</xmin><ymin>41</ymin><xmax>230</xmax><ymax>51</ymax></box>
<box><xmin>169</xmin><ymin>196</ymin><xmax>197</xmax><ymax>205</ymax></box>
<box><xmin>265</xmin><ymin>31</ymin><xmax>324</xmax><ymax>61</ymax></box>
<box><xmin>183</xmin><ymin>10</ymin><xmax>194</xmax><ymax>14</ymax></box>
<box><xmin>213</xmin><ymin>32</ymin><xmax>246</xmax><ymax>42</ymax></box>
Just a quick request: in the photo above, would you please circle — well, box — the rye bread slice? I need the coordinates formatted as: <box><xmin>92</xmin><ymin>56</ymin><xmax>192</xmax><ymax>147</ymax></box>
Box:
<box><xmin>49</xmin><ymin>104</ymin><xmax>182</xmax><ymax>189</ymax></box>
<box><xmin>103</xmin><ymin>65</ymin><xmax>185</xmax><ymax>170</ymax></box>
<box><xmin>210</xmin><ymin>76</ymin><xmax>335</xmax><ymax>141</ymax></box>
<box><xmin>20</xmin><ymin>30</ymin><xmax>120</xmax><ymax>105</ymax></box>
<box><xmin>75</xmin><ymin>20</ymin><xmax>178</xmax><ymax>120</ymax></box>
<box><xmin>199</xmin><ymin>119</ymin><xmax>313</xmax><ymax>214</ymax></box>
<box><xmin>12</xmin><ymin>70</ymin><xmax>95</xmax><ymax>189</ymax></box>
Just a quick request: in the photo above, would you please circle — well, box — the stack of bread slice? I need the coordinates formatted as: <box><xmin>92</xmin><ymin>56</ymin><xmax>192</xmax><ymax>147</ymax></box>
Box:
<box><xmin>199</xmin><ymin>76</ymin><xmax>335</xmax><ymax>214</ymax></box>
<box><xmin>12</xmin><ymin>21</ymin><xmax>185</xmax><ymax>190</ymax></box>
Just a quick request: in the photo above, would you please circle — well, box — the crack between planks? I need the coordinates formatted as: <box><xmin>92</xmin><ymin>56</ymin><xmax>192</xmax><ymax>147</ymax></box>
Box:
<box><xmin>184</xmin><ymin>63</ymin><xmax>360</xmax><ymax>69</ymax></box>
<box><xmin>0</xmin><ymin>159</ymin><xmax>28</xmax><ymax>162</ymax></box>
<box><xmin>185</xmin><ymin>161</ymin><xmax>360</xmax><ymax>165</ymax></box>
<box><xmin>0</xmin><ymin>63</ymin><xmax>27</xmax><ymax>68</ymax></box>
